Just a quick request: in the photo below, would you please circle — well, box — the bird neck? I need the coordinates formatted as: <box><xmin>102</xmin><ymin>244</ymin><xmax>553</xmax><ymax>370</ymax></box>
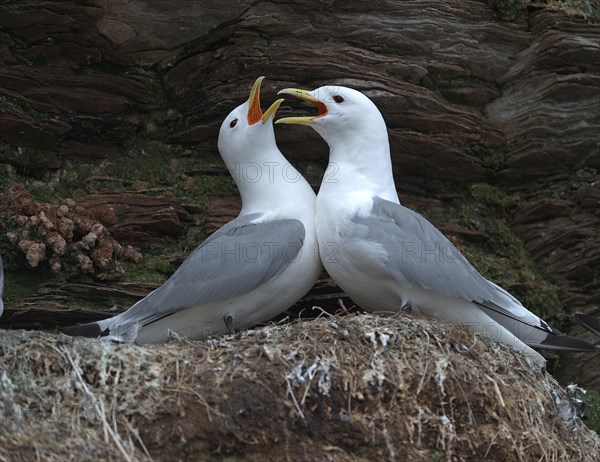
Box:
<box><xmin>323</xmin><ymin>126</ymin><xmax>399</xmax><ymax>204</ymax></box>
<box><xmin>225</xmin><ymin>151</ymin><xmax>314</xmax><ymax>217</ymax></box>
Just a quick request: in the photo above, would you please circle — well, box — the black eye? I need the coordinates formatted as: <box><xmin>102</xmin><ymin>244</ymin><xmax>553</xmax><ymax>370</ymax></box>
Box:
<box><xmin>333</xmin><ymin>95</ymin><xmax>344</xmax><ymax>103</ymax></box>
<box><xmin>229</xmin><ymin>119</ymin><xmax>238</xmax><ymax>128</ymax></box>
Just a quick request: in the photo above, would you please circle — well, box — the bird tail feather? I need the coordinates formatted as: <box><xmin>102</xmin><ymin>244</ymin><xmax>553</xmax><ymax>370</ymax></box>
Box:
<box><xmin>475</xmin><ymin>301</ymin><xmax>596</xmax><ymax>351</ymax></box>
<box><xmin>534</xmin><ymin>333</ymin><xmax>597</xmax><ymax>352</ymax></box>
<box><xmin>63</xmin><ymin>318</ymin><xmax>141</xmax><ymax>343</ymax></box>
<box><xmin>62</xmin><ymin>322</ymin><xmax>107</xmax><ymax>339</ymax></box>
<box><xmin>574</xmin><ymin>312</ymin><xmax>600</xmax><ymax>338</ymax></box>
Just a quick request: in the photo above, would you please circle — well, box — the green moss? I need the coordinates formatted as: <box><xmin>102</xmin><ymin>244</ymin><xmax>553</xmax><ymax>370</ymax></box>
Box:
<box><xmin>84</xmin><ymin>137</ymin><xmax>232</xmax><ymax>206</ymax></box>
<box><xmin>485</xmin><ymin>0</ymin><xmax>599</xmax><ymax>23</ymax></box>
<box><xmin>193</xmin><ymin>172</ymin><xmax>237</xmax><ymax>196</ymax></box>
<box><xmin>0</xmin><ymin>94</ymin><xmax>52</xmax><ymax>124</ymax></box>
<box><xmin>521</xmin><ymin>283</ymin><xmax>564</xmax><ymax>322</ymax></box>
<box><xmin>119</xmin><ymin>256</ymin><xmax>174</xmax><ymax>284</ymax></box>
<box><xmin>4</xmin><ymin>270</ymin><xmax>41</xmax><ymax>303</ymax></box>
<box><xmin>0</xmin><ymin>145</ymin><xmax>94</xmax><ymax>204</ymax></box>
<box><xmin>108</xmin><ymin>138</ymin><xmax>179</xmax><ymax>185</ymax></box>
<box><xmin>429</xmin><ymin>451</ymin><xmax>444</xmax><ymax>462</ymax></box>
<box><xmin>486</xmin><ymin>0</ymin><xmax>528</xmax><ymax>20</ymax></box>
<box><xmin>546</xmin><ymin>0</ymin><xmax>600</xmax><ymax>23</ymax></box>
<box><xmin>586</xmin><ymin>391</ymin><xmax>600</xmax><ymax>436</ymax></box>
<box><xmin>27</xmin><ymin>164</ymin><xmax>93</xmax><ymax>203</ymax></box>
<box><xmin>3</xmin><ymin>268</ymin><xmax>67</xmax><ymax>308</ymax></box>
<box><xmin>416</xmin><ymin>183</ymin><xmax>566</xmax><ymax>327</ymax></box>
<box><xmin>469</xmin><ymin>183</ymin><xmax>518</xmax><ymax>212</ymax></box>
<box><xmin>165</xmin><ymin>225</ymin><xmax>210</xmax><ymax>255</ymax></box>
<box><xmin>0</xmin><ymin>145</ymin><xmax>63</xmax><ymax>177</ymax></box>
<box><xmin>467</xmin><ymin>141</ymin><xmax>511</xmax><ymax>171</ymax></box>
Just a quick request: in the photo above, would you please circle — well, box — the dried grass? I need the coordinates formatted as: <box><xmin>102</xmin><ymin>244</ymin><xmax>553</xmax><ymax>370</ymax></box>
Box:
<box><xmin>1</xmin><ymin>313</ymin><xmax>599</xmax><ymax>461</ymax></box>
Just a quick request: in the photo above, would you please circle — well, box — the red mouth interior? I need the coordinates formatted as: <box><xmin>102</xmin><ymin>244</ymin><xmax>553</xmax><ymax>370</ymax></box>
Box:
<box><xmin>313</xmin><ymin>101</ymin><xmax>328</xmax><ymax>118</ymax></box>
<box><xmin>247</xmin><ymin>91</ymin><xmax>263</xmax><ymax>125</ymax></box>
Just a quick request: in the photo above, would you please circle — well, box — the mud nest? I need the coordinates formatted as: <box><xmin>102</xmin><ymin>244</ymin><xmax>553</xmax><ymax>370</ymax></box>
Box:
<box><xmin>1</xmin><ymin>183</ymin><xmax>141</xmax><ymax>279</ymax></box>
<box><xmin>1</xmin><ymin>313</ymin><xmax>599</xmax><ymax>461</ymax></box>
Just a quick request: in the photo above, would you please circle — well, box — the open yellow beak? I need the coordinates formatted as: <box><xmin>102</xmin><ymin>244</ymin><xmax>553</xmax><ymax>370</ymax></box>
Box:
<box><xmin>275</xmin><ymin>88</ymin><xmax>328</xmax><ymax>125</ymax></box>
<box><xmin>247</xmin><ymin>76</ymin><xmax>284</xmax><ymax>125</ymax></box>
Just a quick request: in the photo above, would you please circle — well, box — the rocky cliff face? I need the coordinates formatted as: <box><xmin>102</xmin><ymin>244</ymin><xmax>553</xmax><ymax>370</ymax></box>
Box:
<box><xmin>0</xmin><ymin>1</ymin><xmax>598</xmax><ymax>388</ymax></box>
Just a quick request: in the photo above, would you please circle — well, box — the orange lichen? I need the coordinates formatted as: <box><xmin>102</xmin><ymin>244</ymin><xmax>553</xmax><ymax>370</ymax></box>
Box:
<box><xmin>3</xmin><ymin>184</ymin><xmax>142</xmax><ymax>278</ymax></box>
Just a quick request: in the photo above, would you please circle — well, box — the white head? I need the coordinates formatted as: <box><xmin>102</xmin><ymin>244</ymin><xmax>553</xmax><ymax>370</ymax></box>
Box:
<box><xmin>275</xmin><ymin>84</ymin><xmax>398</xmax><ymax>204</ymax></box>
<box><xmin>216</xmin><ymin>77</ymin><xmax>316</xmax><ymax>215</ymax></box>
<box><xmin>217</xmin><ymin>76</ymin><xmax>284</xmax><ymax>172</ymax></box>
<box><xmin>275</xmin><ymin>85</ymin><xmax>388</xmax><ymax>150</ymax></box>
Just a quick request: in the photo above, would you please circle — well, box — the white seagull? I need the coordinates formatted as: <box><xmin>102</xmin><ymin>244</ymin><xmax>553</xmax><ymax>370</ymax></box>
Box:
<box><xmin>276</xmin><ymin>84</ymin><xmax>595</xmax><ymax>367</ymax></box>
<box><xmin>65</xmin><ymin>77</ymin><xmax>321</xmax><ymax>344</ymax></box>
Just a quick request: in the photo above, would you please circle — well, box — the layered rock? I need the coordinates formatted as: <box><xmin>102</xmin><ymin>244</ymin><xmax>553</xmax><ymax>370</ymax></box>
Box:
<box><xmin>0</xmin><ymin>0</ymin><xmax>598</xmax><ymax>389</ymax></box>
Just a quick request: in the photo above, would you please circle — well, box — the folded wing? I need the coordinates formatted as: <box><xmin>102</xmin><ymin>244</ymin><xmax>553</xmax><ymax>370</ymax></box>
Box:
<box><xmin>65</xmin><ymin>213</ymin><xmax>305</xmax><ymax>338</ymax></box>
<box><xmin>351</xmin><ymin>197</ymin><xmax>594</xmax><ymax>350</ymax></box>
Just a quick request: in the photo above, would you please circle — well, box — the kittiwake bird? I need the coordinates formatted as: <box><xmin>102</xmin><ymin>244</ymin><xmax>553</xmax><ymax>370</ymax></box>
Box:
<box><xmin>64</xmin><ymin>77</ymin><xmax>321</xmax><ymax>343</ymax></box>
<box><xmin>276</xmin><ymin>84</ymin><xmax>596</xmax><ymax>367</ymax></box>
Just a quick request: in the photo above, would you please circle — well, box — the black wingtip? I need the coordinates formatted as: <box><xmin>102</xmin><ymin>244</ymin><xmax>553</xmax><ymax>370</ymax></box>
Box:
<box><xmin>538</xmin><ymin>333</ymin><xmax>596</xmax><ymax>352</ymax></box>
<box><xmin>574</xmin><ymin>312</ymin><xmax>600</xmax><ymax>338</ymax></box>
<box><xmin>62</xmin><ymin>322</ymin><xmax>107</xmax><ymax>338</ymax></box>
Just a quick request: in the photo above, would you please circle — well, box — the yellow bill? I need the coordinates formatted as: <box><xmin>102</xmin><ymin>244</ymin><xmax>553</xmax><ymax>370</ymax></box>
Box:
<box><xmin>275</xmin><ymin>88</ymin><xmax>328</xmax><ymax>124</ymax></box>
<box><xmin>247</xmin><ymin>76</ymin><xmax>283</xmax><ymax>125</ymax></box>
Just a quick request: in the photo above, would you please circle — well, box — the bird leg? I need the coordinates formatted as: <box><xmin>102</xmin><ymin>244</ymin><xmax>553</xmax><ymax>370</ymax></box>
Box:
<box><xmin>223</xmin><ymin>315</ymin><xmax>236</xmax><ymax>335</ymax></box>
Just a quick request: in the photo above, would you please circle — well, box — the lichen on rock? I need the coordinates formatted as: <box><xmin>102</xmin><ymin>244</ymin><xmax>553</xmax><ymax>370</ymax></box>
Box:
<box><xmin>2</xmin><ymin>183</ymin><xmax>142</xmax><ymax>279</ymax></box>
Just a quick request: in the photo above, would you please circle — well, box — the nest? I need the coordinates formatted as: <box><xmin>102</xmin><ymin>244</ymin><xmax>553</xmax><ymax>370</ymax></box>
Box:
<box><xmin>1</xmin><ymin>313</ymin><xmax>599</xmax><ymax>461</ymax></box>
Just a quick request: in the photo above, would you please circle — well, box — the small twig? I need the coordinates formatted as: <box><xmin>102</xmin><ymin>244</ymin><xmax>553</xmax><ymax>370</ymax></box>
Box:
<box><xmin>486</xmin><ymin>374</ymin><xmax>506</xmax><ymax>408</ymax></box>
<box><xmin>285</xmin><ymin>378</ymin><xmax>305</xmax><ymax>420</ymax></box>
<box><xmin>62</xmin><ymin>348</ymin><xmax>134</xmax><ymax>462</ymax></box>
<box><xmin>484</xmin><ymin>431</ymin><xmax>499</xmax><ymax>457</ymax></box>
<box><xmin>337</xmin><ymin>298</ymin><xmax>351</xmax><ymax>314</ymax></box>
<box><xmin>162</xmin><ymin>387</ymin><xmax>214</xmax><ymax>422</ymax></box>
<box><xmin>274</xmin><ymin>315</ymin><xmax>290</xmax><ymax>326</ymax></box>
<box><xmin>454</xmin><ymin>334</ymin><xmax>477</xmax><ymax>354</ymax></box>
<box><xmin>311</xmin><ymin>305</ymin><xmax>333</xmax><ymax>318</ymax></box>
<box><xmin>124</xmin><ymin>418</ymin><xmax>153</xmax><ymax>461</ymax></box>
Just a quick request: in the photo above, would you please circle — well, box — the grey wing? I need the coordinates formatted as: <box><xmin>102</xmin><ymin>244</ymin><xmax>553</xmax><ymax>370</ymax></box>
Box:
<box><xmin>352</xmin><ymin>197</ymin><xmax>499</xmax><ymax>303</ymax></box>
<box><xmin>115</xmin><ymin>213</ymin><xmax>305</xmax><ymax>327</ymax></box>
<box><xmin>351</xmin><ymin>198</ymin><xmax>593</xmax><ymax>347</ymax></box>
